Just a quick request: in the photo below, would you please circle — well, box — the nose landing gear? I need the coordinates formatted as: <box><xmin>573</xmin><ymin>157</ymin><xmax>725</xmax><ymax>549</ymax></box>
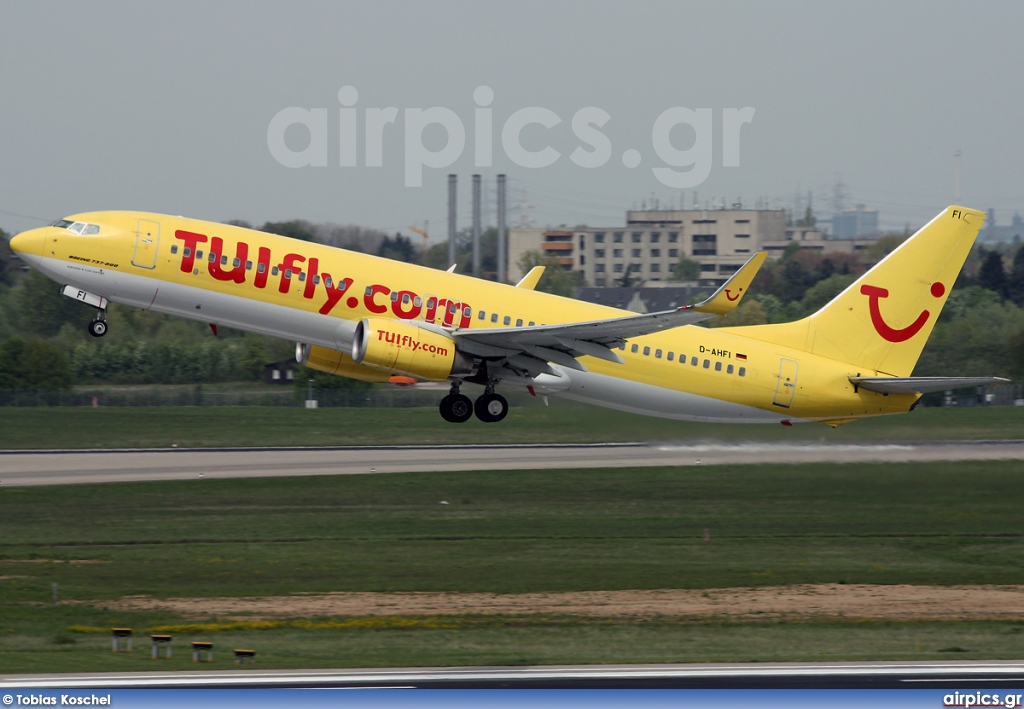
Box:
<box><xmin>87</xmin><ymin>314</ymin><xmax>108</xmax><ymax>338</ymax></box>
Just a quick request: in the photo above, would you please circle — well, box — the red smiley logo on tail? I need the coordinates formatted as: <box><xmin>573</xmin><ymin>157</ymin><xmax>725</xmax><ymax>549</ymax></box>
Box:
<box><xmin>725</xmin><ymin>287</ymin><xmax>743</xmax><ymax>302</ymax></box>
<box><xmin>860</xmin><ymin>282</ymin><xmax>945</xmax><ymax>343</ymax></box>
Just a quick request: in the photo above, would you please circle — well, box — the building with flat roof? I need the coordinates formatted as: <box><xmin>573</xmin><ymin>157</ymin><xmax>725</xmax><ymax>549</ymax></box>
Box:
<box><xmin>509</xmin><ymin>207</ymin><xmax>877</xmax><ymax>287</ymax></box>
<box><xmin>829</xmin><ymin>205</ymin><xmax>880</xmax><ymax>238</ymax></box>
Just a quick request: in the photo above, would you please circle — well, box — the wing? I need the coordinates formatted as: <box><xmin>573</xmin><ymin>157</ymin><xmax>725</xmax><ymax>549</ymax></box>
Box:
<box><xmin>454</xmin><ymin>252</ymin><xmax>766</xmax><ymax>376</ymax></box>
<box><xmin>849</xmin><ymin>376</ymin><xmax>1011</xmax><ymax>395</ymax></box>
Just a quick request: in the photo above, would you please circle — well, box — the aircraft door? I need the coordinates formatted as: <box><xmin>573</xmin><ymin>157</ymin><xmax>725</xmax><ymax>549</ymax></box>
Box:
<box><xmin>772</xmin><ymin>358</ymin><xmax>798</xmax><ymax>408</ymax></box>
<box><xmin>132</xmin><ymin>219</ymin><xmax>161</xmax><ymax>269</ymax></box>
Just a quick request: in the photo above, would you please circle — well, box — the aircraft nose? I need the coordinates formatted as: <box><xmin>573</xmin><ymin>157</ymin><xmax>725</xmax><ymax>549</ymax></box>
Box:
<box><xmin>9</xmin><ymin>227</ymin><xmax>47</xmax><ymax>258</ymax></box>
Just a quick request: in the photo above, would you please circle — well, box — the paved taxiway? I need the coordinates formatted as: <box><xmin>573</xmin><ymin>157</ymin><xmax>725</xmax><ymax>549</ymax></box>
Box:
<box><xmin>4</xmin><ymin>661</ymin><xmax>1024</xmax><ymax>689</ymax></box>
<box><xmin>0</xmin><ymin>440</ymin><xmax>1022</xmax><ymax>487</ymax></box>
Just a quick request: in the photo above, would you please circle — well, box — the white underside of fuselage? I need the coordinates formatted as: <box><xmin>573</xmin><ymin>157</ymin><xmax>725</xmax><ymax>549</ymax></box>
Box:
<box><xmin>28</xmin><ymin>254</ymin><xmax>358</xmax><ymax>350</ymax></box>
<box><xmin>27</xmin><ymin>254</ymin><xmax>793</xmax><ymax>424</ymax></box>
<box><xmin>543</xmin><ymin>367</ymin><xmax>790</xmax><ymax>423</ymax></box>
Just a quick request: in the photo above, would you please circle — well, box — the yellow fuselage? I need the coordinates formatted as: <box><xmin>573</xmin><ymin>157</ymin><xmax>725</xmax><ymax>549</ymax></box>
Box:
<box><xmin>11</xmin><ymin>211</ymin><xmax>920</xmax><ymax>425</ymax></box>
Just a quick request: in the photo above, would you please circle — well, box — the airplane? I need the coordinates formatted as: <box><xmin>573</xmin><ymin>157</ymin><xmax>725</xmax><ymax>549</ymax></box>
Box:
<box><xmin>7</xmin><ymin>205</ymin><xmax>1006</xmax><ymax>426</ymax></box>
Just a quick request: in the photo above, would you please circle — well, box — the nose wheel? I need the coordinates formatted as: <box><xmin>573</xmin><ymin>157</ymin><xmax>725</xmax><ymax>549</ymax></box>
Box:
<box><xmin>87</xmin><ymin>316</ymin><xmax>108</xmax><ymax>338</ymax></box>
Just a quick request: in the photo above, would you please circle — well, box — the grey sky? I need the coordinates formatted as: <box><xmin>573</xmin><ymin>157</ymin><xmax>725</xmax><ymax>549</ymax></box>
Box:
<box><xmin>2</xmin><ymin>1</ymin><xmax>1022</xmax><ymax>239</ymax></box>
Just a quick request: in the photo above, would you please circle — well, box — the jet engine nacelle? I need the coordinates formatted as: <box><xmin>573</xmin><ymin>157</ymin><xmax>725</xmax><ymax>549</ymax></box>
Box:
<box><xmin>295</xmin><ymin>342</ymin><xmax>392</xmax><ymax>383</ymax></box>
<box><xmin>351</xmin><ymin>318</ymin><xmax>473</xmax><ymax>381</ymax></box>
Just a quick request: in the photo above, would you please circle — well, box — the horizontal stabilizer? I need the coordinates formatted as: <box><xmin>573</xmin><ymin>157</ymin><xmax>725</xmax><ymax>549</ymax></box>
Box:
<box><xmin>850</xmin><ymin>376</ymin><xmax>1011</xmax><ymax>395</ymax></box>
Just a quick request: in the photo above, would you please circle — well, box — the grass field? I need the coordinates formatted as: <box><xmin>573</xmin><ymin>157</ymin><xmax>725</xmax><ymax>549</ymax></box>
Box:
<box><xmin>1</xmin><ymin>402</ymin><xmax>1022</xmax><ymax>449</ymax></box>
<box><xmin>6</xmin><ymin>620</ymin><xmax>1023</xmax><ymax>673</ymax></box>
<box><xmin>2</xmin><ymin>461</ymin><xmax>1022</xmax><ymax>672</ymax></box>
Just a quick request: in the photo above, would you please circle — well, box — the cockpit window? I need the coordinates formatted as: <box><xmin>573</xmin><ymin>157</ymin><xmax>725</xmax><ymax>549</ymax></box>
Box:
<box><xmin>53</xmin><ymin>219</ymin><xmax>73</xmax><ymax>229</ymax></box>
<box><xmin>61</xmin><ymin>220</ymin><xmax>100</xmax><ymax>235</ymax></box>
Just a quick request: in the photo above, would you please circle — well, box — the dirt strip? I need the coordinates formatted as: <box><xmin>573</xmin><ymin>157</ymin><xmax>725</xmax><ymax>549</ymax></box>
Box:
<box><xmin>96</xmin><ymin>584</ymin><xmax>1024</xmax><ymax>621</ymax></box>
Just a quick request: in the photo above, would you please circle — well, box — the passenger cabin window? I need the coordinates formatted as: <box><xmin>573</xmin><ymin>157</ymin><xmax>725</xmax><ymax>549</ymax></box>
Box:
<box><xmin>171</xmin><ymin>245</ymin><xmax>179</xmax><ymax>254</ymax></box>
<box><xmin>491</xmin><ymin>313</ymin><xmax>499</xmax><ymax>323</ymax></box>
<box><xmin>631</xmin><ymin>344</ymin><xmax>639</xmax><ymax>353</ymax></box>
<box><xmin>503</xmin><ymin>315</ymin><xmax>511</xmax><ymax>325</ymax></box>
<box><xmin>643</xmin><ymin>346</ymin><xmax>650</xmax><ymax>356</ymax></box>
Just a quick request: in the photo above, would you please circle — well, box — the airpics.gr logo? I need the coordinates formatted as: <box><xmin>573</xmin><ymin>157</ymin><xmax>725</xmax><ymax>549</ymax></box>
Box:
<box><xmin>860</xmin><ymin>282</ymin><xmax>946</xmax><ymax>343</ymax></box>
<box><xmin>267</xmin><ymin>86</ymin><xmax>755</xmax><ymax>188</ymax></box>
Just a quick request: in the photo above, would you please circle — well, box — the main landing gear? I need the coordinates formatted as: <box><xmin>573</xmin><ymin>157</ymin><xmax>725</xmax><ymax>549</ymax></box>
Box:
<box><xmin>439</xmin><ymin>382</ymin><xmax>509</xmax><ymax>424</ymax></box>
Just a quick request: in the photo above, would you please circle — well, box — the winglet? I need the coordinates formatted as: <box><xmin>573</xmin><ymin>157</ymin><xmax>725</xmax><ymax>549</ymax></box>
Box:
<box><xmin>693</xmin><ymin>252</ymin><xmax>767</xmax><ymax>316</ymax></box>
<box><xmin>516</xmin><ymin>266</ymin><xmax>546</xmax><ymax>290</ymax></box>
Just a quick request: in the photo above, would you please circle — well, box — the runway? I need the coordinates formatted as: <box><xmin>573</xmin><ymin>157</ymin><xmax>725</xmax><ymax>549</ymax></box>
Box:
<box><xmin>4</xmin><ymin>661</ymin><xmax>1024</xmax><ymax>689</ymax></box>
<box><xmin>0</xmin><ymin>440</ymin><xmax>1022</xmax><ymax>487</ymax></box>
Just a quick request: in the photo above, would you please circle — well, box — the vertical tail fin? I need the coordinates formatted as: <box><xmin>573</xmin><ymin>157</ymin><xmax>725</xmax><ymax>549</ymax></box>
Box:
<box><xmin>735</xmin><ymin>206</ymin><xmax>985</xmax><ymax>376</ymax></box>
